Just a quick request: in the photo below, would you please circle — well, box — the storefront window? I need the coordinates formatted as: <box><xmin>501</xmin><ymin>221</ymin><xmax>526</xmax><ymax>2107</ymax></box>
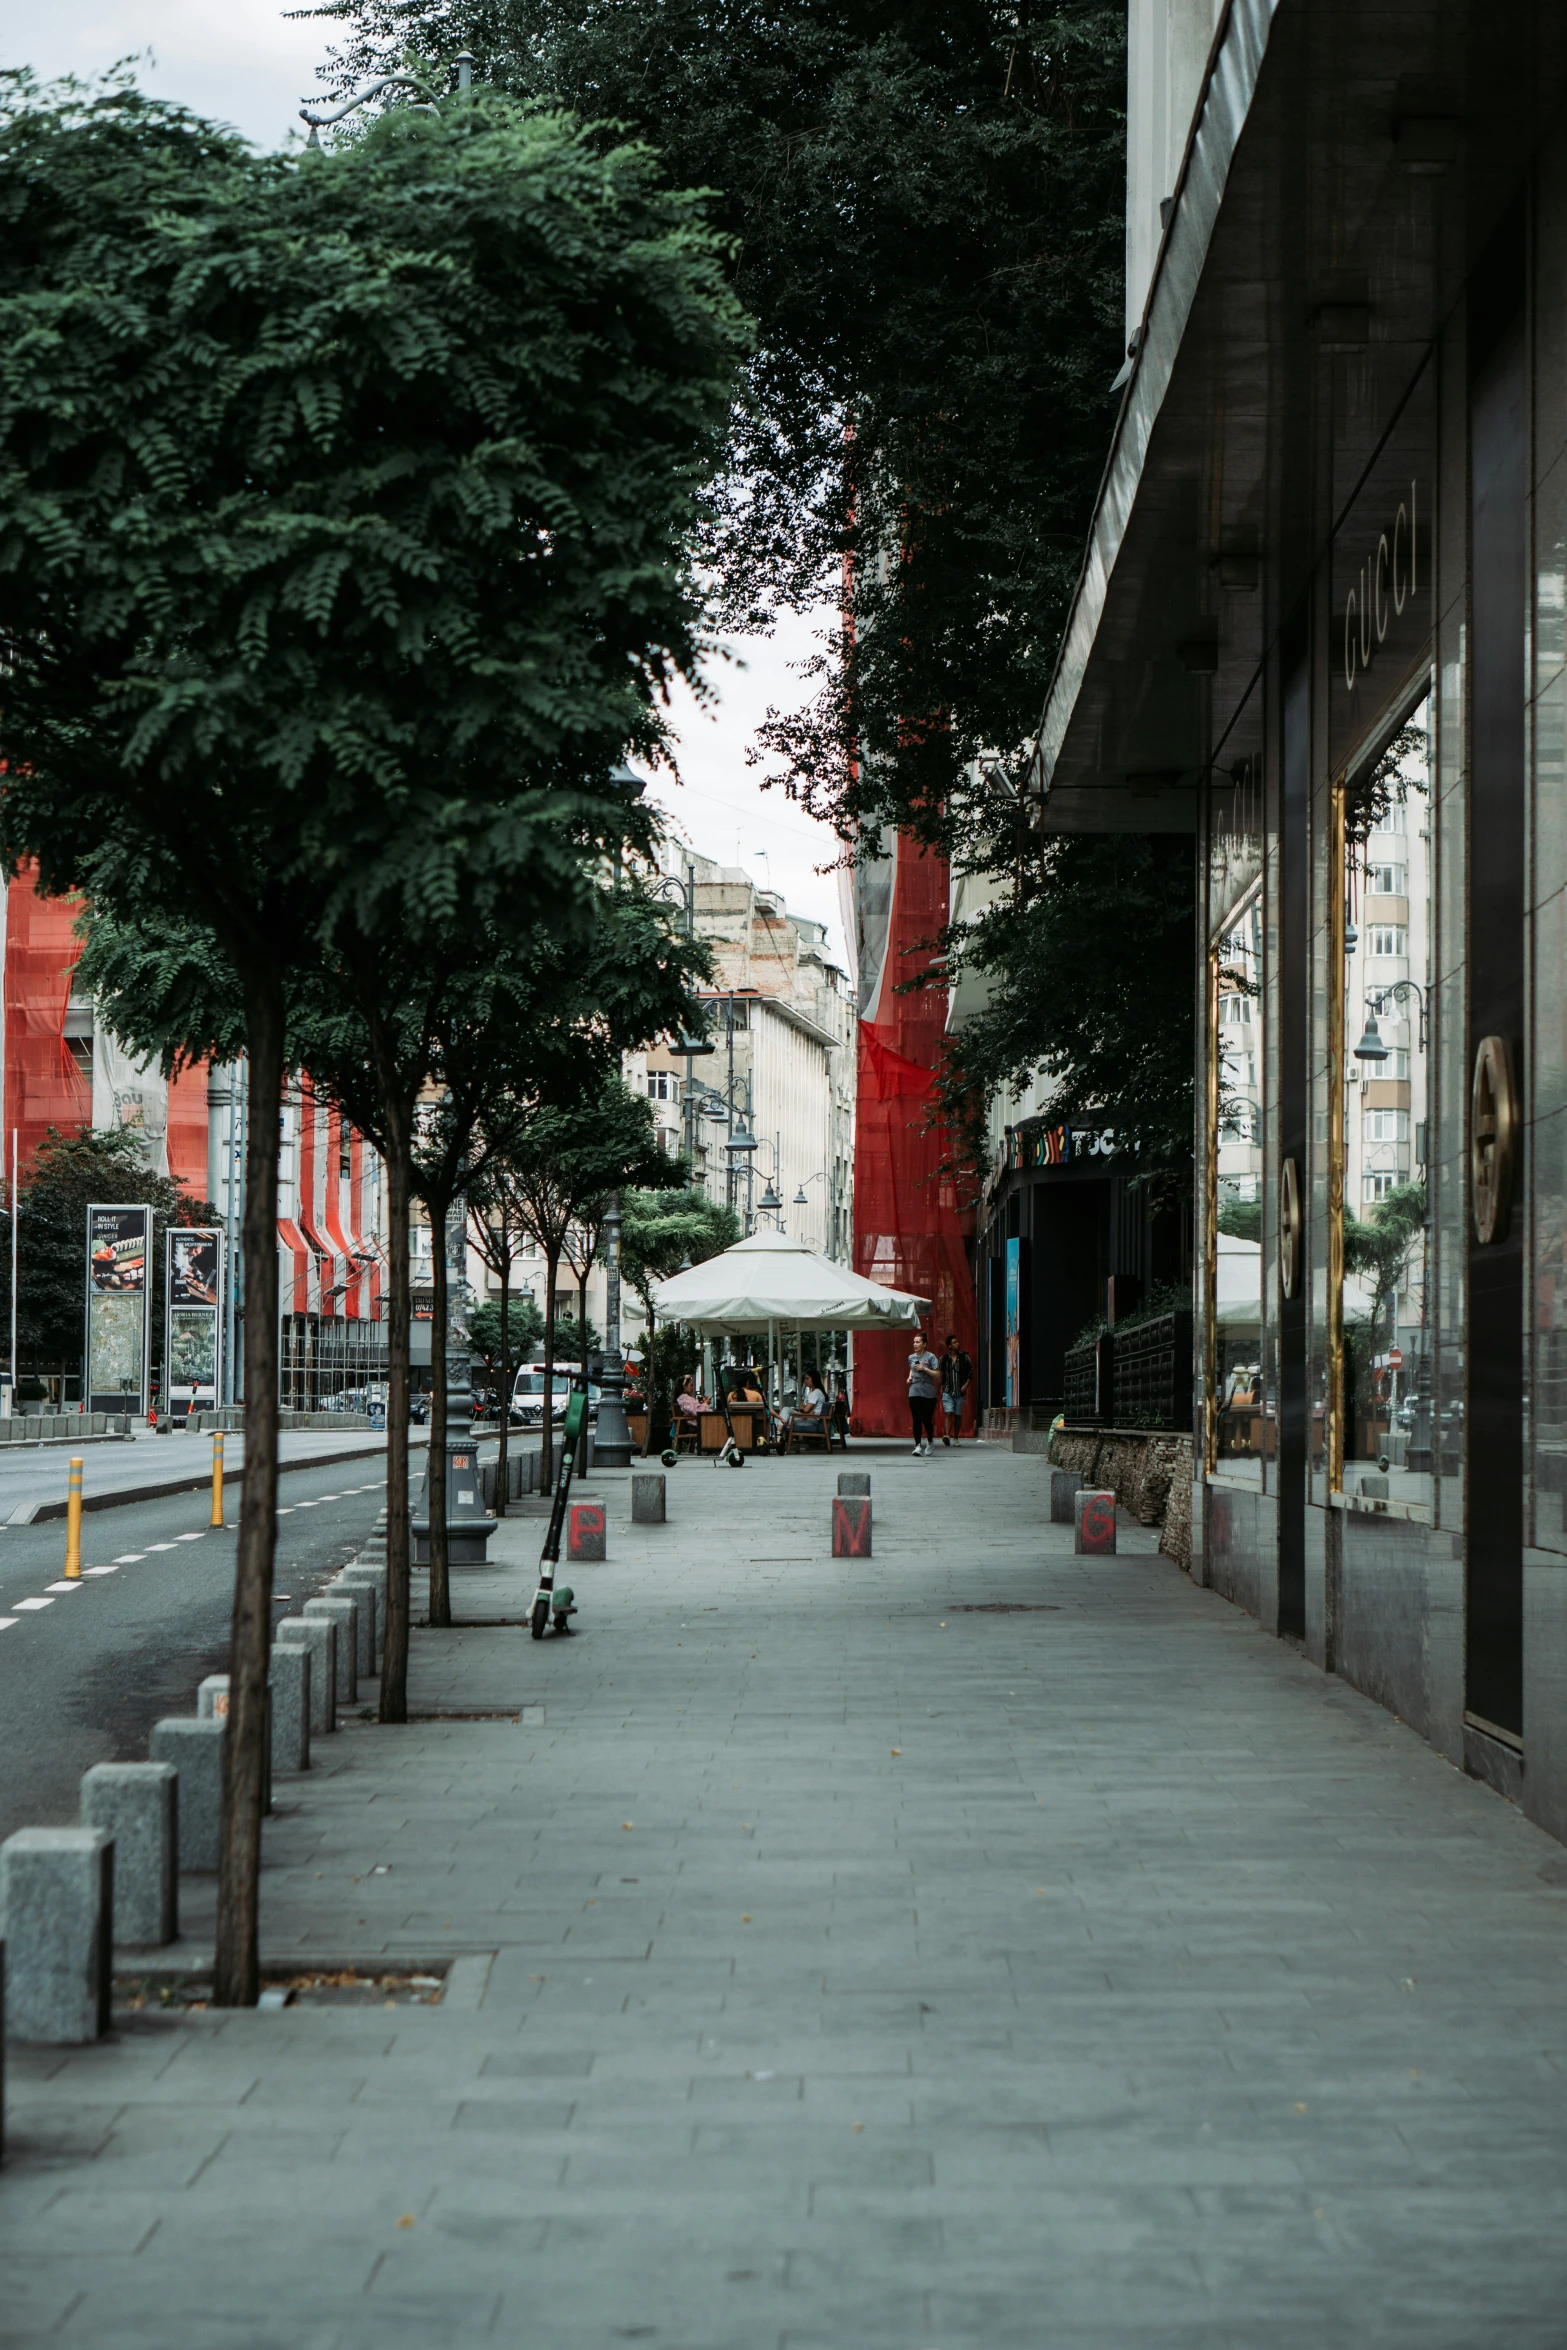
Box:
<box><xmin>1332</xmin><ymin>689</ymin><xmax>1434</xmax><ymax>1510</ymax></box>
<box><xmin>1206</xmin><ymin>751</ymin><xmax>1266</xmax><ymax>1485</ymax></box>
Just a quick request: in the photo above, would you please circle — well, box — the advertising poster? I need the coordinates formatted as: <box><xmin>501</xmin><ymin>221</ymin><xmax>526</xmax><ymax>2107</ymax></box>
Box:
<box><xmin>1004</xmin><ymin>1237</ymin><xmax>1022</xmax><ymax>1410</ymax></box>
<box><xmin>166</xmin><ymin>1228</ymin><xmax>222</xmax><ymax>1414</ymax></box>
<box><xmin>86</xmin><ymin>1204</ymin><xmax>150</xmax><ymax>1414</ymax></box>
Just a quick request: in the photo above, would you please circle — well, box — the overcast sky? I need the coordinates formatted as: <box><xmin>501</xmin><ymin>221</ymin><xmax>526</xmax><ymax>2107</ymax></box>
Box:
<box><xmin>0</xmin><ymin>0</ymin><xmax>849</xmax><ymax>964</ymax></box>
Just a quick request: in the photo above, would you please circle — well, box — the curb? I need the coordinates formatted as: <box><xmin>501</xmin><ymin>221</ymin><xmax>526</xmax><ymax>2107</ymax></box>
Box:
<box><xmin>15</xmin><ymin>1437</ymin><xmax>429</xmax><ymax>1526</ymax></box>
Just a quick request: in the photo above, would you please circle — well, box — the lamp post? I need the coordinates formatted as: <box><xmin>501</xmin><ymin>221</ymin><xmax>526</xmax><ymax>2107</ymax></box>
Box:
<box><xmin>594</xmin><ymin>1190</ymin><xmax>633</xmax><ymax>1468</ymax></box>
<box><xmin>300</xmin><ymin>51</ymin><xmax>473</xmax><ymax>145</ymax></box>
<box><xmin>414</xmin><ymin>1163</ymin><xmax>493</xmax><ymax>1565</ymax></box>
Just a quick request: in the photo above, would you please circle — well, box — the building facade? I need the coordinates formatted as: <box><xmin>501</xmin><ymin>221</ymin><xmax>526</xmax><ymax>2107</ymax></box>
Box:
<box><xmin>1032</xmin><ymin>0</ymin><xmax>1567</xmax><ymax>1830</ymax></box>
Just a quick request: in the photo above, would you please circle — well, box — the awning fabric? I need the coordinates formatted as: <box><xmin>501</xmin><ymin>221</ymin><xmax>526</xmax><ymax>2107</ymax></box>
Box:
<box><xmin>651</xmin><ymin>1230</ymin><xmax>929</xmax><ymax>1336</ymax></box>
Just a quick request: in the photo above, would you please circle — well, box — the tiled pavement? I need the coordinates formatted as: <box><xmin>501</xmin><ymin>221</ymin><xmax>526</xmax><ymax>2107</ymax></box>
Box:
<box><xmin>5</xmin><ymin>1443</ymin><xmax>1567</xmax><ymax>2346</ymax></box>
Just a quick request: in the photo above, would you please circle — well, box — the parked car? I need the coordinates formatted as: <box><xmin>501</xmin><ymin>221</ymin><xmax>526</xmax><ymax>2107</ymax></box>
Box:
<box><xmin>510</xmin><ymin>1369</ymin><xmax>600</xmax><ymax>1429</ymax></box>
<box><xmin>409</xmin><ymin>1394</ymin><xmax>430</xmax><ymax>1425</ymax></box>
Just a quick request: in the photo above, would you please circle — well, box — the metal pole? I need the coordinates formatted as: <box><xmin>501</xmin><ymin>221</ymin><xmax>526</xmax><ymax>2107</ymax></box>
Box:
<box><xmin>594</xmin><ymin>1191</ymin><xmax>632</xmax><ymax>1467</ymax></box>
<box><xmin>211</xmin><ymin>1430</ymin><xmax>225</xmax><ymax>1528</ymax></box>
<box><xmin>725</xmin><ymin>995</ymin><xmax>736</xmax><ymax>1216</ymax></box>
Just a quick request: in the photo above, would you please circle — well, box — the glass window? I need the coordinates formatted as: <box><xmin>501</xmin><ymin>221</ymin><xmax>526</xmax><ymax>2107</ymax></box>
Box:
<box><xmin>1335</xmin><ymin>689</ymin><xmax>1433</xmax><ymax>1509</ymax></box>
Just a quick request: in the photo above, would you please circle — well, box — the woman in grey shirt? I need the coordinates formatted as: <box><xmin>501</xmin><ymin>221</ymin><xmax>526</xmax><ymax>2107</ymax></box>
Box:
<box><xmin>906</xmin><ymin>1332</ymin><xmax>942</xmax><ymax>1455</ymax></box>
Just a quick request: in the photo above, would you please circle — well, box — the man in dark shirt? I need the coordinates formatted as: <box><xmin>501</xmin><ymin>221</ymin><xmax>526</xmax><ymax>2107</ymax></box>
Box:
<box><xmin>940</xmin><ymin>1334</ymin><xmax>973</xmax><ymax>1444</ymax></box>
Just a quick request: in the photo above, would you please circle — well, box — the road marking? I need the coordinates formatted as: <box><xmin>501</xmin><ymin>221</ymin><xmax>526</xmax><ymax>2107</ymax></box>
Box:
<box><xmin>145</xmin><ymin>1542</ymin><xmax>177</xmax><ymax>1552</ymax></box>
<box><xmin>276</xmin><ymin>1508</ymin><xmax>294</xmax><ymax>1516</ymax></box>
<box><xmin>0</xmin><ymin>1617</ymin><xmax>17</xmax><ymax>1630</ymax></box>
<box><xmin>83</xmin><ymin>1565</ymin><xmax>118</xmax><ymax>1576</ymax></box>
<box><xmin>14</xmin><ymin>1596</ymin><xmax>53</xmax><ymax>1610</ymax></box>
<box><xmin>114</xmin><ymin>1554</ymin><xmax>144</xmax><ymax>1564</ymax></box>
<box><xmin>175</xmin><ymin>1532</ymin><xmax>204</xmax><ymax>1543</ymax></box>
<box><xmin>292</xmin><ymin>1500</ymin><xmax>320</xmax><ymax>1509</ymax></box>
<box><xmin>46</xmin><ymin>1581</ymin><xmax>84</xmax><ymax>1594</ymax></box>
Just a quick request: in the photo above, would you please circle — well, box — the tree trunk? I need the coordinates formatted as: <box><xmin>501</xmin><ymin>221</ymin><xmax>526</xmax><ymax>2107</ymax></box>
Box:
<box><xmin>427</xmin><ymin>1198</ymin><xmax>450</xmax><ymax>1628</ymax></box>
<box><xmin>380</xmin><ymin>1125</ymin><xmax>412</xmax><ymax>1724</ymax></box>
<box><xmin>540</xmin><ymin>1249</ymin><xmax>558</xmax><ymax>1489</ymax></box>
<box><xmin>213</xmin><ymin>974</ymin><xmax>285</xmax><ymax>2009</ymax></box>
<box><xmin>495</xmin><ymin>1258</ymin><xmax>510</xmax><ymax>1519</ymax></box>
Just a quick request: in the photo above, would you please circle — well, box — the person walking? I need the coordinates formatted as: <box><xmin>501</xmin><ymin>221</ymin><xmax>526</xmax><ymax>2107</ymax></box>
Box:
<box><xmin>939</xmin><ymin>1333</ymin><xmax>973</xmax><ymax>1444</ymax></box>
<box><xmin>906</xmin><ymin>1330</ymin><xmax>942</xmax><ymax>1455</ymax></box>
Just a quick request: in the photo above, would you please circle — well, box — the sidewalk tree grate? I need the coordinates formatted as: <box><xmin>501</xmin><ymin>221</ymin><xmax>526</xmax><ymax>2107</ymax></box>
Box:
<box><xmin>949</xmin><ymin>1603</ymin><xmax>1061</xmax><ymax>1613</ymax></box>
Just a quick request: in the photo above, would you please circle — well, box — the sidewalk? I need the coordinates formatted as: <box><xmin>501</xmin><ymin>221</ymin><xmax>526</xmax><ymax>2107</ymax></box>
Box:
<box><xmin>6</xmin><ymin>1444</ymin><xmax>1567</xmax><ymax>2346</ymax></box>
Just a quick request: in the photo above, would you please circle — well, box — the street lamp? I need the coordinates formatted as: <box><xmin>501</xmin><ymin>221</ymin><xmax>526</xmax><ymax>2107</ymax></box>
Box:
<box><xmin>300</xmin><ymin>50</ymin><xmax>473</xmax><ymax>145</ymax></box>
<box><xmin>594</xmin><ymin>1191</ymin><xmax>633</xmax><ymax>1468</ymax></box>
<box><xmin>1365</xmin><ymin>977</ymin><xmax>1429</xmax><ymax>1053</ymax></box>
<box><xmin>727</xmin><ymin>1118</ymin><xmax>758</xmax><ymax>1155</ymax></box>
<box><xmin>1352</xmin><ymin>1011</ymin><xmax>1390</xmax><ymax>1065</ymax></box>
<box><xmin>758</xmin><ymin>1181</ymin><xmax>782</xmax><ymax>1214</ymax></box>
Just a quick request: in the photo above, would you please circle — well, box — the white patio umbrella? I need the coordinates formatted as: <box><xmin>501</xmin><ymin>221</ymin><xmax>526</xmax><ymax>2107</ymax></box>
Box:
<box><xmin>651</xmin><ymin>1230</ymin><xmax>929</xmax><ymax>1335</ymax></box>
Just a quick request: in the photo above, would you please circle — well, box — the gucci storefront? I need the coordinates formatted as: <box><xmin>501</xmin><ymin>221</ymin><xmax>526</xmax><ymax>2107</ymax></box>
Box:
<box><xmin>1032</xmin><ymin>0</ymin><xmax>1567</xmax><ymax>1830</ymax></box>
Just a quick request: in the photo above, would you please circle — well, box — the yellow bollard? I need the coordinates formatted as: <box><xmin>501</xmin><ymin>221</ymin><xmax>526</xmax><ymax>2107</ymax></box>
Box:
<box><xmin>210</xmin><ymin>1429</ymin><xmax>224</xmax><ymax>1529</ymax></box>
<box><xmin>64</xmin><ymin>1454</ymin><xmax>83</xmax><ymax>1579</ymax></box>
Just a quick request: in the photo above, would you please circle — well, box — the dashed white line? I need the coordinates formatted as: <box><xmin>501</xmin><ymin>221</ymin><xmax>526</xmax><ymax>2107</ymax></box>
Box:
<box><xmin>83</xmin><ymin>1565</ymin><xmax>118</xmax><ymax>1576</ymax></box>
<box><xmin>175</xmin><ymin>1532</ymin><xmax>204</xmax><ymax>1543</ymax></box>
<box><xmin>46</xmin><ymin>1581</ymin><xmax>84</xmax><ymax>1594</ymax></box>
<box><xmin>276</xmin><ymin>1508</ymin><xmax>294</xmax><ymax>1517</ymax></box>
<box><xmin>144</xmin><ymin>1542</ymin><xmax>178</xmax><ymax>1552</ymax></box>
<box><xmin>14</xmin><ymin>1596</ymin><xmax>53</xmax><ymax>1611</ymax></box>
<box><xmin>114</xmin><ymin>1554</ymin><xmax>145</xmax><ymax>1564</ymax></box>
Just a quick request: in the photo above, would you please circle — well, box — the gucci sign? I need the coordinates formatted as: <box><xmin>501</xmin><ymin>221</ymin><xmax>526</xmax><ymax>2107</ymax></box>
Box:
<box><xmin>1343</xmin><ymin>479</ymin><xmax>1421</xmax><ymax>693</ymax></box>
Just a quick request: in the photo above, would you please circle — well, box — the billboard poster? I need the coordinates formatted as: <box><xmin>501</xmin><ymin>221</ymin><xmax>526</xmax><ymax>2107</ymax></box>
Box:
<box><xmin>86</xmin><ymin>1204</ymin><xmax>150</xmax><ymax>1415</ymax></box>
<box><xmin>1004</xmin><ymin>1237</ymin><xmax>1022</xmax><ymax>1410</ymax></box>
<box><xmin>166</xmin><ymin>1228</ymin><xmax>222</xmax><ymax>1414</ymax></box>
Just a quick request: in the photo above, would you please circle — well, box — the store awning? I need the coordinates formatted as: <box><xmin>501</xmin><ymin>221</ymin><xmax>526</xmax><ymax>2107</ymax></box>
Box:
<box><xmin>651</xmin><ymin>1230</ymin><xmax>928</xmax><ymax>1336</ymax></box>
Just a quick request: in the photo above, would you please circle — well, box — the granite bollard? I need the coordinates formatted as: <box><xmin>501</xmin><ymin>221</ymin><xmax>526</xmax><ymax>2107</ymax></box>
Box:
<box><xmin>1075</xmin><ymin>1489</ymin><xmax>1117</xmax><ymax>1555</ymax></box>
<box><xmin>276</xmin><ymin>1617</ymin><xmax>336</xmax><ymax>1731</ymax></box>
<box><xmin>0</xmin><ymin>1827</ymin><xmax>113</xmax><ymax>2042</ymax></box>
<box><xmin>832</xmin><ymin>1495</ymin><xmax>872</xmax><ymax>1558</ymax></box>
<box><xmin>568</xmin><ymin>1500</ymin><xmax>606</xmax><ymax>1561</ymax></box>
<box><xmin>837</xmin><ymin>1471</ymin><xmax>871</xmax><ymax>1497</ymax></box>
<box><xmin>329</xmin><ymin>1574</ymin><xmax>377</xmax><ymax>1675</ymax></box>
<box><xmin>1050</xmin><ymin>1469</ymin><xmax>1082</xmax><ymax>1525</ymax></box>
<box><xmin>79</xmin><ymin>1763</ymin><xmax>177</xmax><ymax>1946</ymax></box>
<box><xmin>148</xmin><ymin>1718</ymin><xmax>226</xmax><ymax>1872</ymax></box>
<box><xmin>631</xmin><ymin>1474</ymin><xmax>665</xmax><ymax>1525</ymax></box>
<box><xmin>269</xmin><ymin>1640</ymin><xmax>311</xmax><ymax>1772</ymax></box>
<box><xmin>302</xmin><ymin>1596</ymin><xmax>358</xmax><ymax>1707</ymax></box>
<box><xmin>197</xmin><ymin>1678</ymin><xmax>272</xmax><ymax>1810</ymax></box>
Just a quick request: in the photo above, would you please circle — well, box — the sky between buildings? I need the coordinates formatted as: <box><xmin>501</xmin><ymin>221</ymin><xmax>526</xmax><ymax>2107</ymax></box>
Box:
<box><xmin>2</xmin><ymin>0</ymin><xmax>849</xmax><ymax>968</ymax></box>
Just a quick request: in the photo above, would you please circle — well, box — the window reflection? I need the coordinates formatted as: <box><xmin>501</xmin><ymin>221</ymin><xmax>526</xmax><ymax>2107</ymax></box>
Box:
<box><xmin>1337</xmin><ymin>691</ymin><xmax>1434</xmax><ymax>1507</ymax></box>
<box><xmin>1215</xmin><ymin>882</ymin><xmax>1266</xmax><ymax>1474</ymax></box>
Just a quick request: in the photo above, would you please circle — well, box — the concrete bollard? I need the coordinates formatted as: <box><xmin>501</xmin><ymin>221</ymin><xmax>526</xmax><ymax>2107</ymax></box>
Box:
<box><xmin>1075</xmin><ymin>1489</ymin><xmax>1117</xmax><ymax>1555</ymax></box>
<box><xmin>269</xmin><ymin>1640</ymin><xmax>311</xmax><ymax>1772</ymax></box>
<box><xmin>631</xmin><ymin>1474</ymin><xmax>665</xmax><ymax>1525</ymax></box>
<box><xmin>832</xmin><ymin>1495</ymin><xmax>872</xmax><ymax>1558</ymax></box>
<box><xmin>837</xmin><ymin>1471</ymin><xmax>871</xmax><ymax>1497</ymax></box>
<box><xmin>0</xmin><ymin>1827</ymin><xmax>113</xmax><ymax>2043</ymax></box>
<box><xmin>80</xmin><ymin>1763</ymin><xmax>177</xmax><ymax>1947</ymax></box>
<box><xmin>198</xmin><ymin>1678</ymin><xmax>272</xmax><ymax>1811</ymax></box>
<box><xmin>568</xmin><ymin>1500</ymin><xmax>606</xmax><ymax>1561</ymax></box>
<box><xmin>303</xmin><ymin>1596</ymin><xmax>358</xmax><ymax>1708</ymax></box>
<box><xmin>1050</xmin><ymin>1469</ymin><xmax>1083</xmax><ymax>1524</ymax></box>
<box><xmin>148</xmin><ymin>1718</ymin><xmax>226</xmax><ymax>1872</ymax></box>
<box><xmin>275</xmin><ymin>1617</ymin><xmax>336</xmax><ymax>1732</ymax></box>
<box><xmin>329</xmin><ymin>1574</ymin><xmax>377</xmax><ymax>1676</ymax></box>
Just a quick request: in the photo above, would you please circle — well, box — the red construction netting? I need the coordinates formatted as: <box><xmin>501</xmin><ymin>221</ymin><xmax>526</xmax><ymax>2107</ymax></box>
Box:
<box><xmin>4</xmin><ymin>870</ymin><xmax>89</xmax><ymax>1165</ymax></box>
<box><xmin>851</xmin><ymin>835</ymin><xmax>975</xmax><ymax>1436</ymax></box>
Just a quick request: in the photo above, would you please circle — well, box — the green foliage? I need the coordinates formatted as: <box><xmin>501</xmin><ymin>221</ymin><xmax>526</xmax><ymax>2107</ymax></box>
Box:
<box><xmin>466</xmin><ymin>1294</ymin><xmax>544</xmax><ymax>1384</ymax></box>
<box><xmin>0</xmin><ymin>1125</ymin><xmax>219</xmax><ymax>1383</ymax></box>
<box><xmin>0</xmin><ymin>74</ymin><xmax>749</xmax><ymax>963</ymax></box>
<box><xmin>1344</xmin><ymin>1182</ymin><xmax>1427</xmax><ymax>1333</ymax></box>
<box><xmin>1218</xmin><ymin>1196</ymin><xmax>1263</xmax><ymax>1243</ymax></box>
<box><xmin>937</xmin><ymin>835</ymin><xmax>1197</xmax><ymax>1187</ymax></box>
<box><xmin>313</xmin><ymin>1</ymin><xmax>1127</xmax><ymax>843</ymax></box>
<box><xmin>619</xmin><ymin>1186</ymin><xmax>740</xmax><ymax>1313</ymax></box>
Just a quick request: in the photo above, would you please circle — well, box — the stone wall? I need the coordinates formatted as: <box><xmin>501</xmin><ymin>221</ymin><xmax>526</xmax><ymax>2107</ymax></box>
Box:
<box><xmin>1050</xmin><ymin>1426</ymin><xmax>1193</xmax><ymax>1570</ymax></box>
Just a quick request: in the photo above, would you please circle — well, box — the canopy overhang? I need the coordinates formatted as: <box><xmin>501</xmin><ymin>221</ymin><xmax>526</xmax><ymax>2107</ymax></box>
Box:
<box><xmin>650</xmin><ymin>1230</ymin><xmax>929</xmax><ymax>1337</ymax></box>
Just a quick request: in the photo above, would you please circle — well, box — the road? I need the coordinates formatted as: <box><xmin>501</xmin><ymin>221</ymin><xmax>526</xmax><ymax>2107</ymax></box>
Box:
<box><xmin>0</xmin><ymin>1454</ymin><xmax>389</xmax><ymax>1845</ymax></box>
<box><xmin>0</xmin><ymin>1425</ymin><xmax>405</xmax><ymax>1523</ymax></box>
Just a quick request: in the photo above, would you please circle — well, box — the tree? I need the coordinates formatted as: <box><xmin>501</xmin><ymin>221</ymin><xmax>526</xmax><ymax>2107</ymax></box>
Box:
<box><xmin>932</xmin><ymin>834</ymin><xmax>1197</xmax><ymax>1195</ymax></box>
<box><xmin>506</xmin><ymin>1081</ymin><xmax>688</xmax><ymax>1483</ymax></box>
<box><xmin>465</xmin><ymin>1175</ymin><xmax>538</xmax><ymax>1518</ymax></box>
<box><xmin>0</xmin><ymin>1124</ymin><xmax>219</xmax><ymax>1398</ymax></box>
<box><xmin>619</xmin><ymin>1187</ymin><xmax>740</xmax><ymax>1448</ymax></box>
<box><xmin>318</xmin><ymin>0</ymin><xmax>1128</xmax><ymax>844</ymax></box>
<box><xmin>0</xmin><ymin>76</ymin><xmax>743</xmax><ymax>2001</ymax></box>
<box><xmin>557</xmin><ymin>1089</ymin><xmax>689</xmax><ymax>1382</ymax></box>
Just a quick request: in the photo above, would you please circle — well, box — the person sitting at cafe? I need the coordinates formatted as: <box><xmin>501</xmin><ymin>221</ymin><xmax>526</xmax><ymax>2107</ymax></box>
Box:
<box><xmin>674</xmin><ymin>1374</ymin><xmax>707</xmax><ymax>1420</ymax></box>
<box><xmin>793</xmin><ymin>1374</ymin><xmax>827</xmax><ymax>1423</ymax></box>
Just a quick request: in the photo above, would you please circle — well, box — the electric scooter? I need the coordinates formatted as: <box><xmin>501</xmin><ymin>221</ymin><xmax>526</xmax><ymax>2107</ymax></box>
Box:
<box><xmin>529</xmin><ymin>1378</ymin><xmax>587</xmax><ymax>1639</ymax></box>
